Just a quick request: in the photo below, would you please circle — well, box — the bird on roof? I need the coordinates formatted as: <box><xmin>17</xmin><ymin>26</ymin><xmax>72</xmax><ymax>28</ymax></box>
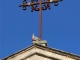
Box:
<box><xmin>32</xmin><ymin>34</ymin><xmax>41</xmax><ymax>41</ymax></box>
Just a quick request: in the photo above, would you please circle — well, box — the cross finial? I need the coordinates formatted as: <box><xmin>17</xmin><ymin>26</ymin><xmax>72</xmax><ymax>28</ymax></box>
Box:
<box><xmin>19</xmin><ymin>0</ymin><xmax>63</xmax><ymax>40</ymax></box>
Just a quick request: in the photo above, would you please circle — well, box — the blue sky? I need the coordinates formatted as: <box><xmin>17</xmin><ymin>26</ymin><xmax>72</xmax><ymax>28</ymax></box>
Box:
<box><xmin>0</xmin><ymin>0</ymin><xmax>80</xmax><ymax>59</ymax></box>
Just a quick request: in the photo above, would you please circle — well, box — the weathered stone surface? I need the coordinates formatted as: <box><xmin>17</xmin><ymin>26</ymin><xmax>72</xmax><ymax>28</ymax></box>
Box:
<box><xmin>2</xmin><ymin>44</ymin><xmax>80</xmax><ymax>60</ymax></box>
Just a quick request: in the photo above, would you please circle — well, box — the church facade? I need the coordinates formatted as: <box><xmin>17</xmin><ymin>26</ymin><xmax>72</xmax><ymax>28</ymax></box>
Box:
<box><xmin>2</xmin><ymin>35</ymin><xmax>80</xmax><ymax>60</ymax></box>
<box><xmin>3</xmin><ymin>0</ymin><xmax>80</xmax><ymax>59</ymax></box>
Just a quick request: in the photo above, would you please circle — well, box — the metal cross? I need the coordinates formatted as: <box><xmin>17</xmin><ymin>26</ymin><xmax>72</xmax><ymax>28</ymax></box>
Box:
<box><xmin>19</xmin><ymin>0</ymin><xmax>63</xmax><ymax>40</ymax></box>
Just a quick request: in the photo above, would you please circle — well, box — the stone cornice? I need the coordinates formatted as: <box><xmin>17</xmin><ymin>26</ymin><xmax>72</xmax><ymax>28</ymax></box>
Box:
<box><xmin>2</xmin><ymin>44</ymin><xmax>80</xmax><ymax>60</ymax></box>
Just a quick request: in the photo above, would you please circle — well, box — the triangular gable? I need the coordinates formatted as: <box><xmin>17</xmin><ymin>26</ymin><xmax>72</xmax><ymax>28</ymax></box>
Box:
<box><xmin>2</xmin><ymin>44</ymin><xmax>80</xmax><ymax>60</ymax></box>
<box><xmin>20</xmin><ymin>52</ymin><xmax>59</xmax><ymax>60</ymax></box>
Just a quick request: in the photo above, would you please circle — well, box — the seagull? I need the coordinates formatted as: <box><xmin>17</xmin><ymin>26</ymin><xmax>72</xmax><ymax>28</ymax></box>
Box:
<box><xmin>32</xmin><ymin>34</ymin><xmax>41</xmax><ymax>41</ymax></box>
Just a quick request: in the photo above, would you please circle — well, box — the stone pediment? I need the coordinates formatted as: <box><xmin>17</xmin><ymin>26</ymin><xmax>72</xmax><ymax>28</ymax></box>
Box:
<box><xmin>2</xmin><ymin>44</ymin><xmax>80</xmax><ymax>60</ymax></box>
<box><xmin>20</xmin><ymin>53</ymin><xmax>59</xmax><ymax>60</ymax></box>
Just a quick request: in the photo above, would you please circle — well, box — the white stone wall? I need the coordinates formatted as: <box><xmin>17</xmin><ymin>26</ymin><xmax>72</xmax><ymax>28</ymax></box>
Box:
<box><xmin>27</xmin><ymin>55</ymin><xmax>51</xmax><ymax>60</ymax></box>
<box><xmin>7</xmin><ymin>48</ymin><xmax>75</xmax><ymax>60</ymax></box>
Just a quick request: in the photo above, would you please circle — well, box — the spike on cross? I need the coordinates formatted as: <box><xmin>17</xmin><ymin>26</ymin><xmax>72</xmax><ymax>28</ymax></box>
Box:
<box><xmin>19</xmin><ymin>0</ymin><xmax>63</xmax><ymax>40</ymax></box>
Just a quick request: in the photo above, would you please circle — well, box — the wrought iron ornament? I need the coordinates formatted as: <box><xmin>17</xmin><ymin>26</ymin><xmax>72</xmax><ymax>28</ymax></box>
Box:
<box><xmin>19</xmin><ymin>0</ymin><xmax>63</xmax><ymax>40</ymax></box>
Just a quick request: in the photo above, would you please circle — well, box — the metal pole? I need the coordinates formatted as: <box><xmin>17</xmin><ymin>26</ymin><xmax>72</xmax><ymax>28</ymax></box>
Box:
<box><xmin>39</xmin><ymin>0</ymin><xmax>42</xmax><ymax>40</ymax></box>
<box><xmin>19</xmin><ymin>0</ymin><xmax>62</xmax><ymax>40</ymax></box>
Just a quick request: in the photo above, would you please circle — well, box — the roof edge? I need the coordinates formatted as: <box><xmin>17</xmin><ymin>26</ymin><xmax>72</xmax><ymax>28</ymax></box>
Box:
<box><xmin>2</xmin><ymin>44</ymin><xmax>80</xmax><ymax>60</ymax></box>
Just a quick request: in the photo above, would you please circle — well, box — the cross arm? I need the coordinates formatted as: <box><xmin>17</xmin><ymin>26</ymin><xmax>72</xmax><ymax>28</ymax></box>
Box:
<box><xmin>19</xmin><ymin>0</ymin><xmax>62</xmax><ymax>7</ymax></box>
